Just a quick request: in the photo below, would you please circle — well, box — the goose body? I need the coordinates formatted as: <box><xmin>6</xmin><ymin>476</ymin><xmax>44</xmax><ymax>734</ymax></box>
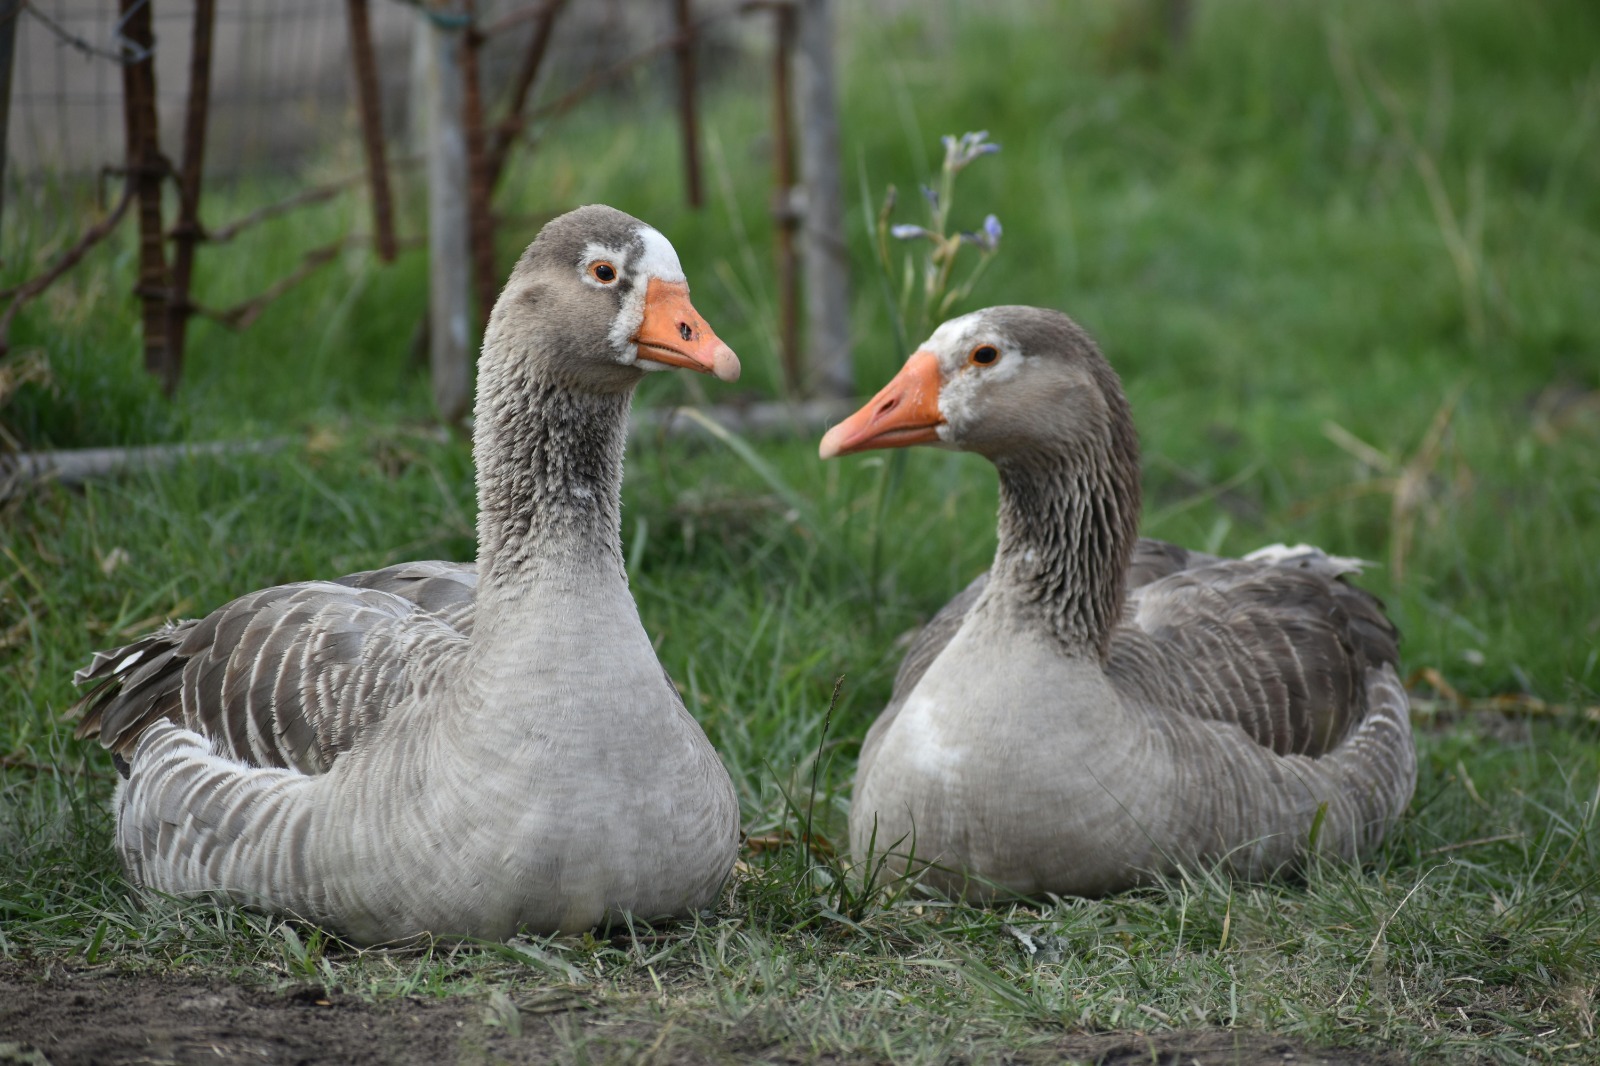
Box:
<box><xmin>823</xmin><ymin>306</ymin><xmax>1415</xmax><ymax>898</ymax></box>
<box><xmin>74</xmin><ymin>205</ymin><xmax>742</xmax><ymax>943</ymax></box>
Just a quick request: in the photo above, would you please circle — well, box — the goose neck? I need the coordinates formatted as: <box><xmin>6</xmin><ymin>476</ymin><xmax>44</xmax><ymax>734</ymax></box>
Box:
<box><xmin>988</xmin><ymin>444</ymin><xmax>1139</xmax><ymax>657</ymax></box>
<box><xmin>472</xmin><ymin>371</ymin><xmax>632</xmax><ymax>597</ymax></box>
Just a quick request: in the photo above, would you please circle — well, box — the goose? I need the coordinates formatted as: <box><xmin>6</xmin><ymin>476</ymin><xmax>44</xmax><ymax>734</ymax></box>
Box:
<box><xmin>821</xmin><ymin>306</ymin><xmax>1416</xmax><ymax>898</ymax></box>
<box><xmin>72</xmin><ymin>204</ymin><xmax>743</xmax><ymax>944</ymax></box>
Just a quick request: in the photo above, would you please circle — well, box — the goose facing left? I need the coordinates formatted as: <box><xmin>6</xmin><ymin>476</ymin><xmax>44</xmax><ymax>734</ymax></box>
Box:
<box><xmin>73</xmin><ymin>204</ymin><xmax>742</xmax><ymax>945</ymax></box>
<box><xmin>822</xmin><ymin>305</ymin><xmax>1416</xmax><ymax>900</ymax></box>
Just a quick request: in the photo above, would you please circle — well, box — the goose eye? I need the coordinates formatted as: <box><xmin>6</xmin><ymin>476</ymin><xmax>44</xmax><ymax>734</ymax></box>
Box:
<box><xmin>969</xmin><ymin>345</ymin><xmax>1000</xmax><ymax>367</ymax></box>
<box><xmin>591</xmin><ymin>262</ymin><xmax>618</xmax><ymax>283</ymax></box>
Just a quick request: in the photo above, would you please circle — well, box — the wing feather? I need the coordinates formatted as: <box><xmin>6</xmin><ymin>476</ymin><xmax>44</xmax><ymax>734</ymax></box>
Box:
<box><xmin>869</xmin><ymin>539</ymin><xmax>1399</xmax><ymax>765</ymax></box>
<box><xmin>73</xmin><ymin>569</ymin><xmax>472</xmax><ymax>776</ymax></box>
<box><xmin>1112</xmin><ymin>550</ymin><xmax>1398</xmax><ymax>758</ymax></box>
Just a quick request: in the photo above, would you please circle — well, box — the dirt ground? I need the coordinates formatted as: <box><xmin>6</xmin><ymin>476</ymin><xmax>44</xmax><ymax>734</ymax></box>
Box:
<box><xmin>0</xmin><ymin>961</ymin><xmax>1406</xmax><ymax>1066</ymax></box>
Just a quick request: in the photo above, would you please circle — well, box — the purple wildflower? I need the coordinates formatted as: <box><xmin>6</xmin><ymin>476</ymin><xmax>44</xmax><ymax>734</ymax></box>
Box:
<box><xmin>890</xmin><ymin>224</ymin><xmax>935</xmax><ymax>241</ymax></box>
<box><xmin>960</xmin><ymin>214</ymin><xmax>1003</xmax><ymax>253</ymax></box>
<box><xmin>943</xmin><ymin>130</ymin><xmax>1001</xmax><ymax>172</ymax></box>
<box><xmin>920</xmin><ymin>184</ymin><xmax>940</xmax><ymax>211</ymax></box>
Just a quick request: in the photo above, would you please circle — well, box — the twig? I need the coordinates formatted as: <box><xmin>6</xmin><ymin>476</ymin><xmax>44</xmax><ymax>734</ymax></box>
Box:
<box><xmin>190</xmin><ymin>233</ymin><xmax>423</xmax><ymax>332</ymax></box>
<box><xmin>201</xmin><ymin>182</ymin><xmax>349</xmax><ymax>244</ymax></box>
<box><xmin>479</xmin><ymin>0</ymin><xmax>559</xmax><ymax>39</ymax></box>
<box><xmin>119</xmin><ymin>0</ymin><xmax>175</xmax><ymax>392</ymax></box>
<box><xmin>166</xmin><ymin>0</ymin><xmax>218</xmax><ymax>381</ymax></box>
<box><xmin>190</xmin><ymin>239</ymin><xmax>347</xmax><ymax>331</ymax></box>
<box><xmin>21</xmin><ymin>0</ymin><xmax>147</xmax><ymax>63</ymax></box>
<box><xmin>1423</xmin><ymin>833</ymin><xmax>1522</xmax><ymax>857</ymax></box>
<box><xmin>197</xmin><ymin>158</ymin><xmax>420</xmax><ymax>245</ymax></box>
<box><xmin>671</xmin><ymin>0</ymin><xmax>703</xmax><ymax>208</ymax></box>
<box><xmin>508</xmin><ymin>7</ymin><xmax>736</xmax><ymax>143</ymax></box>
<box><xmin>0</xmin><ymin>752</ymin><xmax>116</xmax><ymax>781</ymax></box>
<box><xmin>0</xmin><ymin>186</ymin><xmax>134</xmax><ymax>352</ymax></box>
<box><xmin>485</xmin><ymin>0</ymin><xmax>565</xmax><ymax>191</ymax></box>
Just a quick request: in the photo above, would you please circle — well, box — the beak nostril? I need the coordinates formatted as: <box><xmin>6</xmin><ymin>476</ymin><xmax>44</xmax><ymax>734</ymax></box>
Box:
<box><xmin>678</xmin><ymin>322</ymin><xmax>694</xmax><ymax>342</ymax></box>
<box><xmin>877</xmin><ymin>398</ymin><xmax>898</xmax><ymax>416</ymax></box>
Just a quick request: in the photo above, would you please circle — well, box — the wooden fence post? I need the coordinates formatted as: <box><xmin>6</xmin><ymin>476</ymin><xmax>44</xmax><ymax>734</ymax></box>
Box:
<box><xmin>346</xmin><ymin>0</ymin><xmax>397</xmax><ymax>263</ymax></box>
<box><xmin>460</xmin><ymin>4</ymin><xmax>499</xmax><ymax>335</ymax></box>
<box><xmin>119</xmin><ymin>0</ymin><xmax>175</xmax><ymax>394</ymax></box>
<box><xmin>793</xmin><ymin>0</ymin><xmax>851</xmax><ymax>397</ymax></box>
<box><xmin>166</xmin><ymin>0</ymin><xmax>215</xmax><ymax>377</ymax></box>
<box><xmin>420</xmin><ymin>1</ymin><xmax>473</xmax><ymax>424</ymax></box>
<box><xmin>671</xmin><ymin>0</ymin><xmax>703</xmax><ymax>209</ymax></box>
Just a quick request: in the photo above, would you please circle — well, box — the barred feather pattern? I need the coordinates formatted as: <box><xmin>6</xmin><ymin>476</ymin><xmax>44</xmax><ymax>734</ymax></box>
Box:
<box><xmin>855</xmin><ymin>538</ymin><xmax>1415</xmax><ymax>892</ymax></box>
<box><xmin>69</xmin><ymin>205</ymin><xmax>741</xmax><ymax>943</ymax></box>
<box><xmin>848</xmin><ymin>306</ymin><xmax>1416</xmax><ymax>897</ymax></box>
<box><xmin>74</xmin><ymin>573</ymin><xmax>468</xmax><ymax>773</ymax></box>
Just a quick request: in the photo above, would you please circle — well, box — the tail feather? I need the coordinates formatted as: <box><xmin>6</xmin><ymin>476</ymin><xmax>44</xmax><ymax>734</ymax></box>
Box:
<box><xmin>71</xmin><ymin>622</ymin><xmax>196</xmax><ymax>756</ymax></box>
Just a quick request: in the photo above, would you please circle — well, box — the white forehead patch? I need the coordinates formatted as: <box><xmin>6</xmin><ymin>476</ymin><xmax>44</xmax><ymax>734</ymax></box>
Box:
<box><xmin>921</xmin><ymin>309</ymin><xmax>1027</xmax><ymax>430</ymax></box>
<box><xmin>578</xmin><ymin>228</ymin><xmax>684</xmax><ymax>286</ymax></box>
<box><xmin>587</xmin><ymin>227</ymin><xmax>688</xmax><ymax>364</ymax></box>
<box><xmin>634</xmin><ymin>227</ymin><xmax>685</xmax><ymax>283</ymax></box>
<box><xmin>924</xmin><ymin>311</ymin><xmax>986</xmax><ymax>357</ymax></box>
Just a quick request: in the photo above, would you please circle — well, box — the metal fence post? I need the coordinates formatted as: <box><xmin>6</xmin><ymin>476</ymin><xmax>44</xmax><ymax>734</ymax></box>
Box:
<box><xmin>793</xmin><ymin>0</ymin><xmax>851</xmax><ymax>397</ymax></box>
<box><xmin>767</xmin><ymin>1</ymin><xmax>800</xmax><ymax>395</ymax></box>
<box><xmin>420</xmin><ymin>1</ymin><xmax>473</xmax><ymax>424</ymax></box>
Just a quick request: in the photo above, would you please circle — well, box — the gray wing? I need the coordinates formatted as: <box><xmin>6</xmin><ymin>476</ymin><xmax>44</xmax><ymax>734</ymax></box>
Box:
<box><xmin>1124</xmin><ymin>537</ymin><xmax>1224</xmax><ymax>591</ymax></box>
<box><xmin>1108</xmin><ymin>546</ymin><xmax>1400</xmax><ymax>758</ymax></box>
<box><xmin>335</xmin><ymin>560</ymin><xmax>478</xmax><ymax>634</ymax></box>
<box><xmin>73</xmin><ymin>570</ymin><xmax>472</xmax><ymax>776</ymax></box>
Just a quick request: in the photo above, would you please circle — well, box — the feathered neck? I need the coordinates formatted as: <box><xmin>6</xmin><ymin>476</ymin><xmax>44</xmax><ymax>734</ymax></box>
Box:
<box><xmin>471</xmin><ymin>356</ymin><xmax>632</xmax><ymax>595</ymax></box>
<box><xmin>985</xmin><ymin>392</ymin><xmax>1141</xmax><ymax>658</ymax></box>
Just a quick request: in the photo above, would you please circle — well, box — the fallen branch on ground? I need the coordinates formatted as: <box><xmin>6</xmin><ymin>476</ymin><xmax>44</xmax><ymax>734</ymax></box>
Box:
<box><xmin>1</xmin><ymin>439</ymin><xmax>290</xmax><ymax>500</ymax></box>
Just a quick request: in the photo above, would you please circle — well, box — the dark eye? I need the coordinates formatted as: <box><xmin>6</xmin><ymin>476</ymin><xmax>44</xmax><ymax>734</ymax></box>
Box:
<box><xmin>591</xmin><ymin>262</ymin><xmax>617</xmax><ymax>283</ymax></box>
<box><xmin>970</xmin><ymin>345</ymin><xmax>1000</xmax><ymax>366</ymax></box>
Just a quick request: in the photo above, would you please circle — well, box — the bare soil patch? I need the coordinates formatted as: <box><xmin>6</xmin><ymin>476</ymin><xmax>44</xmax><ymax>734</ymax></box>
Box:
<box><xmin>0</xmin><ymin>961</ymin><xmax>1405</xmax><ymax>1065</ymax></box>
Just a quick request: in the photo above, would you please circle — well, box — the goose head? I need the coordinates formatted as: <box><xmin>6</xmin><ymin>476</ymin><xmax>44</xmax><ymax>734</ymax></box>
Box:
<box><xmin>821</xmin><ymin>305</ymin><xmax>1143</xmax><ymax>652</ymax></box>
<box><xmin>486</xmin><ymin>204</ymin><xmax>740</xmax><ymax>393</ymax></box>
<box><xmin>818</xmin><ymin>306</ymin><xmax>1129</xmax><ymax>465</ymax></box>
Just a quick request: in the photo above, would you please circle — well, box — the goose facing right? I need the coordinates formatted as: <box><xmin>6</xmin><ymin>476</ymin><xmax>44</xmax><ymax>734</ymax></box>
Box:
<box><xmin>72</xmin><ymin>205</ymin><xmax>742</xmax><ymax>944</ymax></box>
<box><xmin>822</xmin><ymin>306</ymin><xmax>1416</xmax><ymax>899</ymax></box>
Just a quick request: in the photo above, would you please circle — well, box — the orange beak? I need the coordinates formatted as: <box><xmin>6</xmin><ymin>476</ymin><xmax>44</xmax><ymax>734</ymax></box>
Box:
<box><xmin>818</xmin><ymin>350</ymin><xmax>945</xmax><ymax>459</ymax></box>
<box><xmin>633</xmin><ymin>278</ymin><xmax>741</xmax><ymax>382</ymax></box>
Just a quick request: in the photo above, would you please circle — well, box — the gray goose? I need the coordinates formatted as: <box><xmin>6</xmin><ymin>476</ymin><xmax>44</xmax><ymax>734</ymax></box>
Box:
<box><xmin>821</xmin><ymin>306</ymin><xmax>1415</xmax><ymax>898</ymax></box>
<box><xmin>73</xmin><ymin>205</ymin><xmax>742</xmax><ymax>943</ymax></box>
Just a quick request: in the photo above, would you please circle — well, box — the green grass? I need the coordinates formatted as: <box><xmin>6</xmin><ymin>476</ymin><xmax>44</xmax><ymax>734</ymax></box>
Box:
<box><xmin>3</xmin><ymin>0</ymin><xmax>1599</xmax><ymax>1061</ymax></box>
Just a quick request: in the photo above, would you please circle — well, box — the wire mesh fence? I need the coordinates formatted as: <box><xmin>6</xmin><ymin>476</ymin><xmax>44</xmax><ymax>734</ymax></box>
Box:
<box><xmin>10</xmin><ymin>0</ymin><xmax>411</xmax><ymax>183</ymax></box>
<box><xmin>1</xmin><ymin>0</ymin><xmax>848</xmax><ymax>420</ymax></box>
